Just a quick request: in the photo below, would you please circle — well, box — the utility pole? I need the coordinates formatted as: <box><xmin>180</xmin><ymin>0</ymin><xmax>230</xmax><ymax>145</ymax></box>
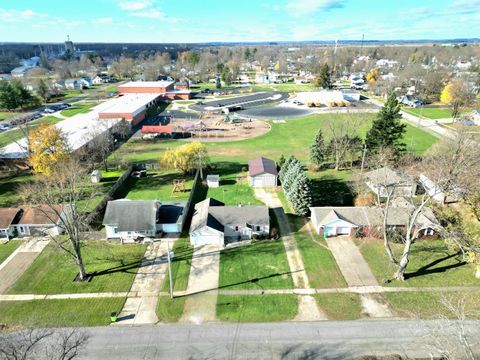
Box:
<box><xmin>360</xmin><ymin>143</ymin><xmax>368</xmax><ymax>175</ymax></box>
<box><xmin>167</xmin><ymin>239</ymin><xmax>173</xmax><ymax>299</ymax></box>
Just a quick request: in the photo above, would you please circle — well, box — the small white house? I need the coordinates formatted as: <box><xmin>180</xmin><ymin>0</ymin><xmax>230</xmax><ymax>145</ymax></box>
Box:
<box><xmin>90</xmin><ymin>170</ymin><xmax>102</xmax><ymax>183</ymax></box>
<box><xmin>16</xmin><ymin>205</ymin><xmax>65</xmax><ymax>237</ymax></box>
<box><xmin>419</xmin><ymin>174</ymin><xmax>463</xmax><ymax>204</ymax></box>
<box><xmin>206</xmin><ymin>175</ymin><xmax>220</xmax><ymax>188</ymax></box>
<box><xmin>248</xmin><ymin>157</ymin><xmax>278</xmax><ymax>188</ymax></box>
<box><xmin>65</xmin><ymin>79</ymin><xmax>81</xmax><ymax>90</ymax></box>
<box><xmin>79</xmin><ymin>77</ymin><xmax>93</xmax><ymax>88</ymax></box>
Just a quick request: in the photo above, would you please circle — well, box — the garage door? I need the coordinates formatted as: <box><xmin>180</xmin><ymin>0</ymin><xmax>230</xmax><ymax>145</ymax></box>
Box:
<box><xmin>253</xmin><ymin>177</ymin><xmax>265</xmax><ymax>187</ymax></box>
<box><xmin>162</xmin><ymin>224</ymin><xmax>180</xmax><ymax>233</ymax></box>
<box><xmin>337</xmin><ymin>227</ymin><xmax>351</xmax><ymax>235</ymax></box>
<box><xmin>191</xmin><ymin>234</ymin><xmax>223</xmax><ymax>246</ymax></box>
<box><xmin>324</xmin><ymin>227</ymin><xmax>337</xmax><ymax>237</ymax></box>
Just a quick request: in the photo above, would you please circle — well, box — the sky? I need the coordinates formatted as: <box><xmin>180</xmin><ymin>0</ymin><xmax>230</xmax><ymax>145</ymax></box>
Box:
<box><xmin>1</xmin><ymin>0</ymin><xmax>480</xmax><ymax>43</ymax></box>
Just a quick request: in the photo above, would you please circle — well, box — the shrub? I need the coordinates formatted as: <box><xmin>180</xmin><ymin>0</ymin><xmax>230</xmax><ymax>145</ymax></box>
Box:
<box><xmin>354</xmin><ymin>193</ymin><xmax>375</xmax><ymax>207</ymax></box>
<box><xmin>307</xmin><ymin>163</ymin><xmax>320</xmax><ymax>172</ymax></box>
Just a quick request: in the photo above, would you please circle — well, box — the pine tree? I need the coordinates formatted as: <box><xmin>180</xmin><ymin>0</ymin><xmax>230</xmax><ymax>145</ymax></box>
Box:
<box><xmin>278</xmin><ymin>154</ymin><xmax>286</xmax><ymax>168</ymax></box>
<box><xmin>289</xmin><ymin>172</ymin><xmax>313</xmax><ymax>216</ymax></box>
<box><xmin>309</xmin><ymin>129</ymin><xmax>326</xmax><ymax>166</ymax></box>
<box><xmin>316</xmin><ymin>63</ymin><xmax>332</xmax><ymax>89</ymax></box>
<box><xmin>279</xmin><ymin>155</ymin><xmax>295</xmax><ymax>183</ymax></box>
<box><xmin>365</xmin><ymin>93</ymin><xmax>406</xmax><ymax>155</ymax></box>
<box><xmin>283</xmin><ymin>159</ymin><xmax>302</xmax><ymax>193</ymax></box>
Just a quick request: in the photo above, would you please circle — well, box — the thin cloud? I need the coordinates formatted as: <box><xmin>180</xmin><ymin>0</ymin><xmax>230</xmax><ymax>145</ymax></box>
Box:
<box><xmin>118</xmin><ymin>0</ymin><xmax>153</xmax><ymax>11</ymax></box>
<box><xmin>286</xmin><ymin>0</ymin><xmax>345</xmax><ymax>16</ymax></box>
<box><xmin>93</xmin><ymin>17</ymin><xmax>113</xmax><ymax>24</ymax></box>
<box><xmin>0</xmin><ymin>8</ymin><xmax>48</xmax><ymax>22</ymax></box>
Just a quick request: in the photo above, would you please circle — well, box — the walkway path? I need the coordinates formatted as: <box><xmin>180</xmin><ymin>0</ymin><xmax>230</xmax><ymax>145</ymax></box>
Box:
<box><xmin>254</xmin><ymin>188</ymin><xmax>327</xmax><ymax>321</ymax></box>
<box><xmin>114</xmin><ymin>240</ymin><xmax>170</xmax><ymax>325</ymax></box>
<box><xmin>0</xmin><ymin>238</ymin><xmax>49</xmax><ymax>294</ymax></box>
<box><xmin>180</xmin><ymin>244</ymin><xmax>221</xmax><ymax>324</ymax></box>
<box><xmin>325</xmin><ymin>236</ymin><xmax>395</xmax><ymax>318</ymax></box>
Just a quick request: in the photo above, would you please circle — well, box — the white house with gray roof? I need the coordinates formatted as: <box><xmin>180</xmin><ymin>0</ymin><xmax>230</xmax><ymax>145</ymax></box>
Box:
<box><xmin>364</xmin><ymin>166</ymin><xmax>417</xmax><ymax>198</ymax></box>
<box><xmin>189</xmin><ymin>198</ymin><xmax>269</xmax><ymax>246</ymax></box>
<box><xmin>103</xmin><ymin>199</ymin><xmax>186</xmax><ymax>241</ymax></box>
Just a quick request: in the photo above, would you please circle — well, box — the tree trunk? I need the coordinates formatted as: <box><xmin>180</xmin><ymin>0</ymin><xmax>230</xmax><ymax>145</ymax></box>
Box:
<box><xmin>475</xmin><ymin>265</ymin><xmax>480</xmax><ymax>279</ymax></box>
<box><xmin>394</xmin><ymin>236</ymin><xmax>413</xmax><ymax>281</ymax></box>
<box><xmin>382</xmin><ymin>193</ymin><xmax>397</xmax><ymax>264</ymax></box>
<box><xmin>103</xmin><ymin>158</ymin><xmax>108</xmax><ymax>173</ymax></box>
<box><xmin>73</xmin><ymin>240</ymin><xmax>87</xmax><ymax>281</ymax></box>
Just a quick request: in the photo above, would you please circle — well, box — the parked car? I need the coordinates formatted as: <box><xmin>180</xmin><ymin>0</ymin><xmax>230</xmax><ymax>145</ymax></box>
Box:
<box><xmin>43</xmin><ymin>107</ymin><xmax>56</xmax><ymax>114</ymax></box>
<box><xmin>32</xmin><ymin>112</ymin><xmax>43</xmax><ymax>119</ymax></box>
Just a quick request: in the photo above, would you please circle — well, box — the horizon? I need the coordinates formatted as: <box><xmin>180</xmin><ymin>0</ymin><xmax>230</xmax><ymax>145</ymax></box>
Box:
<box><xmin>1</xmin><ymin>0</ymin><xmax>480</xmax><ymax>43</ymax></box>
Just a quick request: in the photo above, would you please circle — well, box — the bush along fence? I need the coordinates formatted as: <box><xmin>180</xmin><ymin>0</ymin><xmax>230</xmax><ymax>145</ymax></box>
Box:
<box><xmin>278</xmin><ymin>156</ymin><xmax>313</xmax><ymax>216</ymax></box>
<box><xmin>86</xmin><ymin>165</ymin><xmax>134</xmax><ymax>225</ymax></box>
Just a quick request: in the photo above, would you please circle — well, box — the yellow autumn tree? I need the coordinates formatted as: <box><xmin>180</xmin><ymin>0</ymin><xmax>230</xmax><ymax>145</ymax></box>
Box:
<box><xmin>29</xmin><ymin>124</ymin><xmax>70</xmax><ymax>177</ymax></box>
<box><xmin>161</xmin><ymin>142</ymin><xmax>210</xmax><ymax>177</ymax></box>
<box><xmin>440</xmin><ymin>79</ymin><xmax>473</xmax><ymax>120</ymax></box>
<box><xmin>366</xmin><ymin>67</ymin><xmax>380</xmax><ymax>83</ymax></box>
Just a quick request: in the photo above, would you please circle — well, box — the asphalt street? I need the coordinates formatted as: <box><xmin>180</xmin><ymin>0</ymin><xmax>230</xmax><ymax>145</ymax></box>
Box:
<box><xmin>77</xmin><ymin>320</ymin><xmax>480</xmax><ymax>359</ymax></box>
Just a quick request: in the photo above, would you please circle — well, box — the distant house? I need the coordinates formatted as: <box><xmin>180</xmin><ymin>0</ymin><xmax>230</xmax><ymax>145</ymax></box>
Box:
<box><xmin>189</xmin><ymin>198</ymin><xmax>269</xmax><ymax>246</ymax></box>
<box><xmin>102</xmin><ymin>200</ymin><xmax>185</xmax><ymax>241</ymax></box>
<box><xmin>248</xmin><ymin>157</ymin><xmax>278</xmax><ymax>187</ymax></box>
<box><xmin>206</xmin><ymin>175</ymin><xmax>220</xmax><ymax>188</ymax></box>
<box><xmin>65</xmin><ymin>79</ymin><xmax>81</xmax><ymax>90</ymax></box>
<box><xmin>255</xmin><ymin>72</ymin><xmax>267</xmax><ymax>83</ymax></box>
<box><xmin>310</xmin><ymin>204</ymin><xmax>439</xmax><ymax>239</ymax></box>
<box><xmin>16</xmin><ymin>205</ymin><xmax>65</xmax><ymax>237</ymax></box>
<box><xmin>90</xmin><ymin>170</ymin><xmax>102</xmax><ymax>183</ymax></box>
<box><xmin>364</xmin><ymin>167</ymin><xmax>417</xmax><ymax>198</ymax></box>
<box><xmin>0</xmin><ymin>208</ymin><xmax>23</xmax><ymax>239</ymax></box>
<box><xmin>11</xmin><ymin>66</ymin><xmax>29</xmax><ymax>78</ymax></box>
<box><xmin>419</xmin><ymin>174</ymin><xmax>463</xmax><ymax>204</ymax></box>
<box><xmin>398</xmin><ymin>95</ymin><xmax>423</xmax><ymax>108</ymax></box>
<box><xmin>79</xmin><ymin>77</ymin><xmax>93</xmax><ymax>88</ymax></box>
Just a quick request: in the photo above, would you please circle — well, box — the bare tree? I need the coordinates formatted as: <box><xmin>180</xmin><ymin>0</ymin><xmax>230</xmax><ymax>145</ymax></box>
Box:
<box><xmin>0</xmin><ymin>328</ymin><xmax>89</xmax><ymax>360</ymax></box>
<box><xmin>324</xmin><ymin>115</ymin><xmax>361</xmax><ymax>171</ymax></box>
<box><xmin>19</xmin><ymin>158</ymin><xmax>95</xmax><ymax>281</ymax></box>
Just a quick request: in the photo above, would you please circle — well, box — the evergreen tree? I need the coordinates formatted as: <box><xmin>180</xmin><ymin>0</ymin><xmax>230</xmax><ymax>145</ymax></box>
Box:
<box><xmin>279</xmin><ymin>155</ymin><xmax>294</xmax><ymax>183</ymax></box>
<box><xmin>283</xmin><ymin>160</ymin><xmax>302</xmax><ymax>194</ymax></box>
<box><xmin>316</xmin><ymin>63</ymin><xmax>332</xmax><ymax>89</ymax></box>
<box><xmin>289</xmin><ymin>173</ymin><xmax>313</xmax><ymax>216</ymax></box>
<box><xmin>278</xmin><ymin>154</ymin><xmax>286</xmax><ymax>168</ymax></box>
<box><xmin>309</xmin><ymin>129</ymin><xmax>326</xmax><ymax>166</ymax></box>
<box><xmin>365</xmin><ymin>93</ymin><xmax>406</xmax><ymax>155</ymax></box>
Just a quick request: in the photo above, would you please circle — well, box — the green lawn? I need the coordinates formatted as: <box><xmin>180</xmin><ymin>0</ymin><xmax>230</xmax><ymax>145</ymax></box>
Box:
<box><xmin>0</xmin><ymin>298</ymin><xmax>126</xmax><ymax>327</ymax></box>
<box><xmin>290</xmin><ymin>216</ymin><xmax>347</xmax><ymax>288</ymax></box>
<box><xmin>384</xmin><ymin>291</ymin><xmax>480</xmax><ymax>319</ymax></box>
<box><xmin>7</xmin><ymin>241</ymin><xmax>146</xmax><ymax>294</ymax></box>
<box><xmin>161</xmin><ymin>235</ymin><xmax>193</xmax><ymax>292</ymax></box>
<box><xmin>313</xmin><ymin>293</ymin><xmax>363</xmax><ymax>320</ymax></box>
<box><xmin>0</xmin><ymin>116</ymin><xmax>64</xmax><ymax>147</ymax></box>
<box><xmin>63</xmin><ymin>90</ymin><xmax>83</xmax><ymax>98</ymax></box>
<box><xmin>357</xmin><ymin>239</ymin><xmax>479</xmax><ymax>287</ymax></box>
<box><xmin>309</xmin><ymin>169</ymin><xmax>355</xmax><ymax>207</ymax></box>
<box><xmin>116</xmin><ymin>170</ymin><xmax>194</xmax><ymax>201</ymax></box>
<box><xmin>216</xmin><ymin>294</ymin><xmax>298</xmax><ymax>322</ymax></box>
<box><xmin>219</xmin><ymin>240</ymin><xmax>293</xmax><ymax>290</ymax></box>
<box><xmin>110</xmin><ymin>113</ymin><xmax>437</xmax><ymax>166</ymax></box>
<box><xmin>60</xmin><ymin>103</ymin><xmax>95</xmax><ymax>117</ymax></box>
<box><xmin>206</xmin><ymin>163</ymin><xmax>262</xmax><ymax>205</ymax></box>
<box><xmin>0</xmin><ymin>112</ymin><xmax>21</xmax><ymax>121</ymax></box>
<box><xmin>402</xmin><ymin>107</ymin><xmax>452</xmax><ymax>120</ymax></box>
<box><xmin>156</xmin><ymin>296</ymin><xmax>186</xmax><ymax>322</ymax></box>
<box><xmin>0</xmin><ymin>240</ymin><xmax>21</xmax><ymax>265</ymax></box>
<box><xmin>0</xmin><ymin>173</ymin><xmax>35</xmax><ymax>208</ymax></box>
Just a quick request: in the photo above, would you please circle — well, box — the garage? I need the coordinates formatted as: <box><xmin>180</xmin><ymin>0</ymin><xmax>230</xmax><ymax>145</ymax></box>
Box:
<box><xmin>248</xmin><ymin>157</ymin><xmax>278</xmax><ymax>188</ymax></box>
<box><xmin>190</xmin><ymin>231</ymin><xmax>224</xmax><ymax>246</ymax></box>
<box><xmin>337</xmin><ymin>227</ymin><xmax>352</xmax><ymax>235</ymax></box>
<box><xmin>324</xmin><ymin>227</ymin><xmax>337</xmax><ymax>237</ymax></box>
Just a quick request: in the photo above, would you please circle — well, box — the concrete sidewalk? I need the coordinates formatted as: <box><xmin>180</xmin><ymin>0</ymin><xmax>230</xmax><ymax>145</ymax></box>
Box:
<box><xmin>0</xmin><ymin>239</ymin><xmax>49</xmax><ymax>294</ymax></box>
<box><xmin>114</xmin><ymin>240</ymin><xmax>171</xmax><ymax>325</ymax></box>
<box><xmin>181</xmin><ymin>244</ymin><xmax>221</xmax><ymax>324</ymax></box>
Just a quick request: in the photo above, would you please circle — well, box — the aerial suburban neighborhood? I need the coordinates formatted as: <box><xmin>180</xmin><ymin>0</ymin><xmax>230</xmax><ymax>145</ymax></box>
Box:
<box><xmin>0</xmin><ymin>1</ymin><xmax>479</xmax><ymax>359</ymax></box>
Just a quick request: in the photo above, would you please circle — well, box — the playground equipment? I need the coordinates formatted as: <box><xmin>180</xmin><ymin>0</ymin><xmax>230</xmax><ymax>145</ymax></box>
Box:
<box><xmin>172</xmin><ymin>179</ymin><xmax>186</xmax><ymax>195</ymax></box>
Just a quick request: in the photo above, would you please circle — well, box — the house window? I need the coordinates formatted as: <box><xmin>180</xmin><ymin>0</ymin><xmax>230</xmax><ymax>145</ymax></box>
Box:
<box><xmin>256</xmin><ymin>226</ymin><xmax>261</xmax><ymax>232</ymax></box>
<box><xmin>19</xmin><ymin>226</ymin><xmax>25</xmax><ymax>233</ymax></box>
<box><xmin>113</xmin><ymin>227</ymin><xmax>118</xmax><ymax>234</ymax></box>
<box><xmin>235</xmin><ymin>226</ymin><xmax>239</xmax><ymax>232</ymax></box>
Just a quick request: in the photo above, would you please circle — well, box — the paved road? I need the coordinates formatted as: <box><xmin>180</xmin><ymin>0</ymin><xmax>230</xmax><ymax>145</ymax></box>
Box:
<box><xmin>77</xmin><ymin>320</ymin><xmax>480</xmax><ymax>359</ymax></box>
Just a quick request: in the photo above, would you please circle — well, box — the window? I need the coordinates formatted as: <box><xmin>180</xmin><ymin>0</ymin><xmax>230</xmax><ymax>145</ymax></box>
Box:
<box><xmin>235</xmin><ymin>226</ymin><xmax>239</xmax><ymax>232</ymax></box>
<box><xmin>256</xmin><ymin>226</ymin><xmax>261</xmax><ymax>232</ymax></box>
<box><xmin>113</xmin><ymin>227</ymin><xmax>118</xmax><ymax>234</ymax></box>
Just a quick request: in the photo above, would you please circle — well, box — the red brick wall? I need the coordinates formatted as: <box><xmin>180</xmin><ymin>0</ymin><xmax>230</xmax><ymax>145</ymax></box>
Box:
<box><xmin>118</xmin><ymin>83</ymin><xmax>174</xmax><ymax>94</ymax></box>
<box><xmin>162</xmin><ymin>92</ymin><xmax>191</xmax><ymax>100</ymax></box>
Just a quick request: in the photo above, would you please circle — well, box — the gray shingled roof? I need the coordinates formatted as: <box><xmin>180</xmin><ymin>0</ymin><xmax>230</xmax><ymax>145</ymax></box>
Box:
<box><xmin>248</xmin><ymin>157</ymin><xmax>278</xmax><ymax>177</ymax></box>
<box><xmin>364</xmin><ymin>166</ymin><xmax>414</xmax><ymax>187</ymax></box>
<box><xmin>103</xmin><ymin>200</ymin><xmax>158</xmax><ymax>232</ymax></box>
<box><xmin>190</xmin><ymin>198</ymin><xmax>269</xmax><ymax>233</ymax></box>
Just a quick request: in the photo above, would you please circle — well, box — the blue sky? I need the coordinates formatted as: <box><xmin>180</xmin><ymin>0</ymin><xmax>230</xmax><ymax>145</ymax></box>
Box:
<box><xmin>1</xmin><ymin>0</ymin><xmax>479</xmax><ymax>43</ymax></box>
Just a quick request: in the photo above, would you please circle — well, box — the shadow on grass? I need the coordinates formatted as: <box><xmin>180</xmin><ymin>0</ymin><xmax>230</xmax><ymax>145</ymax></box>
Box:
<box><xmin>404</xmin><ymin>252</ymin><xmax>467</xmax><ymax>280</ymax></box>
<box><xmin>310</xmin><ymin>175</ymin><xmax>354</xmax><ymax>207</ymax></box>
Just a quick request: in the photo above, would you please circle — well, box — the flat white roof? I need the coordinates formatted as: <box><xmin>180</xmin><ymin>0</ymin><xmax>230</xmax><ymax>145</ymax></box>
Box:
<box><xmin>119</xmin><ymin>81</ymin><xmax>174</xmax><ymax>88</ymax></box>
<box><xmin>0</xmin><ymin>107</ymin><xmax>122</xmax><ymax>159</ymax></box>
<box><xmin>95</xmin><ymin>93</ymin><xmax>159</xmax><ymax>116</ymax></box>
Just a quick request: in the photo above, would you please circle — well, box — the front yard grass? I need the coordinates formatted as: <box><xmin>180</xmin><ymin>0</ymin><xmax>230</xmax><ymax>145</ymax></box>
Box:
<box><xmin>0</xmin><ymin>173</ymin><xmax>35</xmax><ymax>208</ymax></box>
<box><xmin>402</xmin><ymin>107</ymin><xmax>451</xmax><ymax>119</ymax></box>
<box><xmin>291</xmin><ymin>216</ymin><xmax>347</xmax><ymax>288</ymax></box>
<box><xmin>357</xmin><ymin>239</ymin><xmax>478</xmax><ymax>287</ymax></box>
<box><xmin>0</xmin><ymin>240</ymin><xmax>22</xmax><ymax>265</ymax></box>
<box><xmin>313</xmin><ymin>293</ymin><xmax>363</xmax><ymax>320</ymax></box>
<box><xmin>7</xmin><ymin>241</ymin><xmax>146</xmax><ymax>294</ymax></box>
<box><xmin>219</xmin><ymin>240</ymin><xmax>293</xmax><ymax>290</ymax></box>
<box><xmin>156</xmin><ymin>296</ymin><xmax>186</xmax><ymax>322</ymax></box>
<box><xmin>0</xmin><ymin>298</ymin><xmax>126</xmax><ymax>327</ymax></box>
<box><xmin>216</xmin><ymin>294</ymin><xmax>298</xmax><ymax>322</ymax></box>
<box><xmin>161</xmin><ymin>235</ymin><xmax>193</xmax><ymax>292</ymax></box>
<box><xmin>206</xmin><ymin>163</ymin><xmax>263</xmax><ymax>205</ymax></box>
<box><xmin>384</xmin><ymin>291</ymin><xmax>480</xmax><ymax>319</ymax></box>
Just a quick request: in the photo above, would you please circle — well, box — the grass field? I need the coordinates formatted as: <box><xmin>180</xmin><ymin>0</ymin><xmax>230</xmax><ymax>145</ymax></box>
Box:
<box><xmin>0</xmin><ymin>298</ymin><xmax>126</xmax><ymax>327</ymax></box>
<box><xmin>110</xmin><ymin>114</ymin><xmax>438</xmax><ymax>166</ymax></box>
<box><xmin>290</xmin><ymin>216</ymin><xmax>347</xmax><ymax>288</ymax></box>
<box><xmin>0</xmin><ymin>112</ymin><xmax>22</xmax><ymax>121</ymax></box>
<box><xmin>7</xmin><ymin>241</ymin><xmax>146</xmax><ymax>294</ymax></box>
<box><xmin>0</xmin><ymin>115</ymin><xmax>64</xmax><ymax>147</ymax></box>
<box><xmin>402</xmin><ymin>107</ymin><xmax>452</xmax><ymax>119</ymax></box>
<box><xmin>314</xmin><ymin>293</ymin><xmax>363</xmax><ymax>320</ymax></box>
<box><xmin>115</xmin><ymin>169</ymin><xmax>194</xmax><ymax>201</ymax></box>
<box><xmin>60</xmin><ymin>103</ymin><xmax>95</xmax><ymax>117</ymax></box>
<box><xmin>0</xmin><ymin>173</ymin><xmax>34</xmax><ymax>208</ymax></box>
<box><xmin>384</xmin><ymin>291</ymin><xmax>480</xmax><ymax>319</ymax></box>
<box><xmin>206</xmin><ymin>163</ymin><xmax>263</xmax><ymax>206</ymax></box>
<box><xmin>219</xmin><ymin>240</ymin><xmax>293</xmax><ymax>290</ymax></box>
<box><xmin>156</xmin><ymin>296</ymin><xmax>187</xmax><ymax>322</ymax></box>
<box><xmin>0</xmin><ymin>240</ymin><xmax>21</xmax><ymax>265</ymax></box>
<box><xmin>216</xmin><ymin>294</ymin><xmax>298</xmax><ymax>322</ymax></box>
<box><xmin>357</xmin><ymin>239</ymin><xmax>478</xmax><ymax>287</ymax></box>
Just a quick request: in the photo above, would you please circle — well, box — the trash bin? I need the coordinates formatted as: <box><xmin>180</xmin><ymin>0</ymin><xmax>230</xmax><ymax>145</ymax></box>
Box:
<box><xmin>110</xmin><ymin>312</ymin><xmax>118</xmax><ymax>322</ymax></box>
